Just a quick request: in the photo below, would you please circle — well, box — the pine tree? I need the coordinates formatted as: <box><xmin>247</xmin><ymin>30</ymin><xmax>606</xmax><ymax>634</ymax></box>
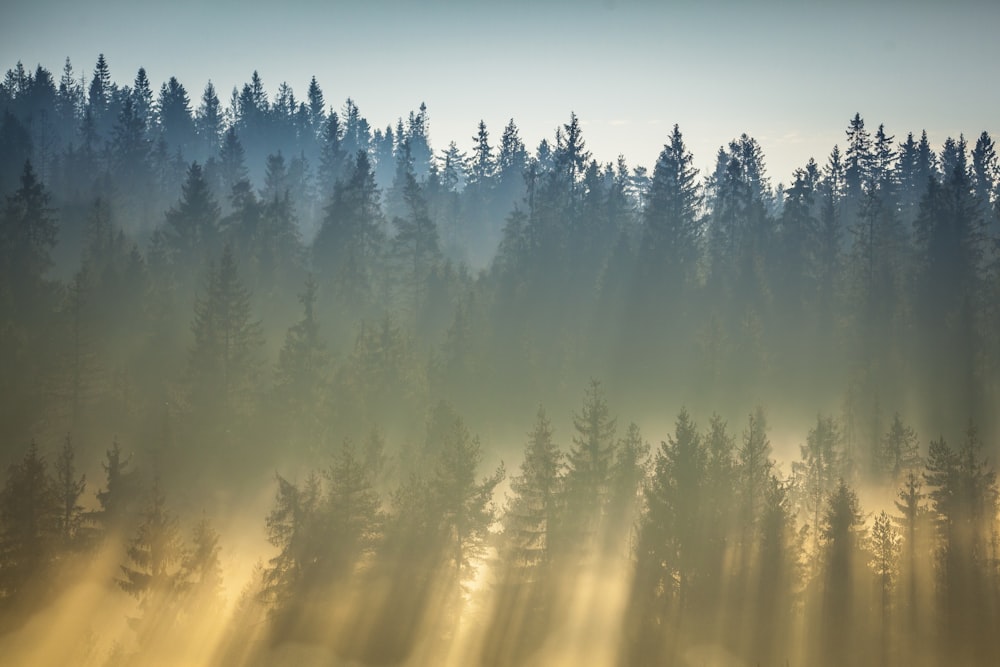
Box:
<box><xmin>426</xmin><ymin>401</ymin><xmax>504</xmax><ymax>583</ymax></box>
<box><xmin>607</xmin><ymin>422</ymin><xmax>649</xmax><ymax>550</ymax></box>
<box><xmin>313</xmin><ymin>150</ymin><xmax>384</xmax><ymax>309</ymax></box>
<box><xmin>738</xmin><ymin>407</ymin><xmax>774</xmax><ymax>540</ymax></box>
<box><xmin>0</xmin><ymin>162</ymin><xmax>58</xmax><ymax>438</ymax></box>
<box><xmin>639</xmin><ymin>409</ymin><xmax>707</xmax><ymax>609</ymax></box>
<box><xmin>844</xmin><ymin>112</ymin><xmax>872</xmax><ymax>207</ymax></box>
<box><xmin>54</xmin><ymin>435</ymin><xmax>87</xmax><ymax>547</ymax></box>
<box><xmin>274</xmin><ymin>276</ymin><xmax>330</xmax><ymax>436</ymax></box>
<box><xmin>94</xmin><ymin>439</ymin><xmax>140</xmax><ymax>535</ymax></box>
<box><xmin>110</xmin><ymin>93</ymin><xmax>154</xmax><ymax>223</ymax></box>
<box><xmin>391</xmin><ymin>170</ymin><xmax>441</xmax><ymax>316</ymax></box>
<box><xmin>892</xmin><ymin>470</ymin><xmax>929</xmax><ymax>639</ymax></box>
<box><xmin>792</xmin><ymin>415</ymin><xmax>843</xmax><ymax>559</ymax></box>
<box><xmin>131</xmin><ymin>67</ymin><xmax>154</xmax><ymax>131</ymax></box>
<box><xmin>157</xmin><ymin>76</ymin><xmax>196</xmax><ymax>159</ymax></box>
<box><xmin>913</xmin><ymin>139</ymin><xmax>987</xmax><ymax>423</ymax></box>
<box><xmin>561</xmin><ymin>380</ymin><xmax>617</xmax><ymax>553</ymax></box>
<box><xmin>161</xmin><ymin>161</ymin><xmax>221</xmax><ymax>272</ymax></box>
<box><xmin>263</xmin><ymin>473</ymin><xmax>322</xmax><ymax>612</ymax></box>
<box><xmin>469</xmin><ymin>120</ymin><xmax>494</xmax><ymax>189</ymax></box>
<box><xmin>1</xmin><ymin>161</ymin><xmax>58</xmax><ymax>308</ymax></box>
<box><xmin>486</xmin><ymin>407</ymin><xmax>562</xmax><ymax>667</ymax></box>
<box><xmin>87</xmin><ymin>53</ymin><xmax>115</xmax><ymax>141</ymax></box>
<box><xmin>180</xmin><ymin>517</ymin><xmax>224</xmax><ymax>610</ymax></box>
<box><xmin>305</xmin><ymin>76</ymin><xmax>325</xmax><ymax>137</ymax></box>
<box><xmin>117</xmin><ymin>477</ymin><xmax>184</xmax><ymax>634</ymax></box>
<box><xmin>502</xmin><ymin>407</ymin><xmax>562</xmax><ymax>573</ymax></box>
<box><xmin>923</xmin><ymin>425</ymin><xmax>999</xmax><ymax>660</ymax></box>
<box><xmin>188</xmin><ymin>243</ymin><xmax>263</xmax><ymax>416</ymax></box>
<box><xmin>317</xmin><ymin>111</ymin><xmax>345</xmax><ymax>190</ymax></box>
<box><xmin>639</xmin><ymin>124</ymin><xmax>702</xmax><ymax>291</ymax></box>
<box><xmin>553</xmin><ymin>112</ymin><xmax>590</xmax><ymax>187</ymax></box>
<box><xmin>321</xmin><ymin>439</ymin><xmax>383</xmax><ymax>579</ymax></box>
<box><xmin>195</xmin><ymin>81</ymin><xmax>223</xmax><ymax>161</ymax></box>
<box><xmin>880</xmin><ymin>413</ymin><xmax>920</xmax><ymax>479</ymax></box>
<box><xmin>971</xmin><ymin>131</ymin><xmax>998</xmax><ymax>237</ymax></box>
<box><xmin>870</xmin><ymin>510</ymin><xmax>900</xmax><ymax>639</ymax></box>
<box><xmin>216</xmin><ymin>126</ymin><xmax>248</xmax><ymax>207</ymax></box>
<box><xmin>0</xmin><ymin>442</ymin><xmax>59</xmax><ymax>601</ymax></box>
<box><xmin>820</xmin><ymin>478</ymin><xmax>868</xmax><ymax>665</ymax></box>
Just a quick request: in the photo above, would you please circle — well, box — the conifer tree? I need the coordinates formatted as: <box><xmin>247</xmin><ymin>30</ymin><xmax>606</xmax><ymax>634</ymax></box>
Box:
<box><xmin>561</xmin><ymin>380</ymin><xmax>617</xmax><ymax>552</ymax></box>
<box><xmin>313</xmin><ymin>150</ymin><xmax>384</xmax><ymax>309</ymax></box>
<box><xmin>820</xmin><ymin>478</ymin><xmax>868</xmax><ymax>665</ymax></box>
<box><xmin>426</xmin><ymin>402</ymin><xmax>504</xmax><ymax>583</ymax></box>
<box><xmin>321</xmin><ymin>439</ymin><xmax>383</xmax><ymax>579</ymax></box>
<box><xmin>274</xmin><ymin>276</ymin><xmax>330</xmax><ymax>435</ymax></box>
<box><xmin>180</xmin><ymin>517</ymin><xmax>224</xmax><ymax>610</ymax></box>
<box><xmin>161</xmin><ymin>161</ymin><xmax>221</xmax><ymax>272</ymax></box>
<box><xmin>195</xmin><ymin>81</ymin><xmax>223</xmax><ymax>162</ymax></box>
<box><xmin>157</xmin><ymin>76</ymin><xmax>196</xmax><ymax>159</ymax></box>
<box><xmin>639</xmin><ymin>124</ymin><xmax>702</xmax><ymax>291</ymax></box>
<box><xmin>738</xmin><ymin>407</ymin><xmax>774</xmax><ymax>540</ymax></box>
<box><xmin>263</xmin><ymin>473</ymin><xmax>322</xmax><ymax>612</ymax></box>
<box><xmin>502</xmin><ymin>407</ymin><xmax>562</xmax><ymax>573</ymax></box>
<box><xmin>639</xmin><ymin>409</ymin><xmax>707</xmax><ymax>609</ymax></box>
<box><xmin>188</xmin><ymin>243</ymin><xmax>263</xmax><ymax>416</ymax></box>
<box><xmin>391</xmin><ymin>170</ymin><xmax>441</xmax><ymax>315</ymax></box>
<box><xmin>118</xmin><ymin>477</ymin><xmax>184</xmax><ymax>635</ymax></box>
<box><xmin>792</xmin><ymin>415</ymin><xmax>843</xmax><ymax>558</ymax></box>
<box><xmin>0</xmin><ymin>442</ymin><xmax>59</xmax><ymax>601</ymax></box>
<box><xmin>880</xmin><ymin>413</ymin><xmax>920</xmax><ymax>479</ymax></box>
<box><xmin>54</xmin><ymin>435</ymin><xmax>87</xmax><ymax>547</ymax></box>
<box><xmin>94</xmin><ymin>439</ymin><xmax>139</xmax><ymax>535</ymax></box>
<box><xmin>870</xmin><ymin>510</ymin><xmax>900</xmax><ymax>638</ymax></box>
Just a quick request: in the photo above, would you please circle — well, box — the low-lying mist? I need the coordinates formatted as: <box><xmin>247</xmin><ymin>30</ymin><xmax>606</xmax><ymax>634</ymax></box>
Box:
<box><xmin>2</xmin><ymin>57</ymin><xmax>1000</xmax><ymax>666</ymax></box>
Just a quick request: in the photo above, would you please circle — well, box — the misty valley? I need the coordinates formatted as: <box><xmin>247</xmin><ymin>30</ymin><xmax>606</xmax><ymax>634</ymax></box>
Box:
<box><xmin>1</xmin><ymin>56</ymin><xmax>999</xmax><ymax>666</ymax></box>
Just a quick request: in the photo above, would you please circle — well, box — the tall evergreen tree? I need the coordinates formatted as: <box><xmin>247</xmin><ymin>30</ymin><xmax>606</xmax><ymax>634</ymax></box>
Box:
<box><xmin>313</xmin><ymin>150</ymin><xmax>384</xmax><ymax>309</ymax></box>
<box><xmin>561</xmin><ymin>380</ymin><xmax>617</xmax><ymax>554</ymax></box>
<box><xmin>639</xmin><ymin>124</ymin><xmax>702</xmax><ymax>291</ymax></box>
<box><xmin>188</xmin><ymin>243</ymin><xmax>264</xmax><ymax>416</ymax></box>
<box><xmin>0</xmin><ymin>442</ymin><xmax>59</xmax><ymax>601</ymax></box>
<box><xmin>53</xmin><ymin>435</ymin><xmax>87</xmax><ymax>548</ymax></box>
<box><xmin>502</xmin><ymin>407</ymin><xmax>562</xmax><ymax>573</ymax></box>
<box><xmin>159</xmin><ymin>161</ymin><xmax>221</xmax><ymax>273</ymax></box>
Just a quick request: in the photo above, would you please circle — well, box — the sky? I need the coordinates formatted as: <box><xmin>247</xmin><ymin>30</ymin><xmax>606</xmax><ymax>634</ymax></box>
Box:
<box><xmin>4</xmin><ymin>0</ymin><xmax>999</xmax><ymax>185</ymax></box>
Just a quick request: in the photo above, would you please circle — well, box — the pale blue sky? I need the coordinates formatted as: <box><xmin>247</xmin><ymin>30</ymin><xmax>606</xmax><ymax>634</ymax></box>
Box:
<box><xmin>4</xmin><ymin>0</ymin><xmax>998</xmax><ymax>184</ymax></box>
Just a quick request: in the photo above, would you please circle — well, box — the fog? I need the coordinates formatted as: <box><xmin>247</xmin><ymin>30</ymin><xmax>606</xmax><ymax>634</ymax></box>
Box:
<box><xmin>1</xmin><ymin>57</ymin><xmax>999</xmax><ymax>666</ymax></box>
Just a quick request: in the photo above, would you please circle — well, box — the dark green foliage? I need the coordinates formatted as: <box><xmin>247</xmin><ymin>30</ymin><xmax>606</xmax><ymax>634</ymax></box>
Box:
<box><xmin>53</xmin><ymin>436</ymin><xmax>86</xmax><ymax>547</ymax></box>
<box><xmin>501</xmin><ymin>407</ymin><xmax>562</xmax><ymax>572</ymax></box>
<box><xmin>158</xmin><ymin>161</ymin><xmax>221</xmax><ymax>274</ymax></box>
<box><xmin>313</xmin><ymin>150</ymin><xmax>384</xmax><ymax>309</ymax></box>
<box><xmin>188</xmin><ymin>243</ymin><xmax>263</xmax><ymax>417</ymax></box>
<box><xmin>792</xmin><ymin>415</ymin><xmax>844</xmax><ymax>557</ymax></box>
<box><xmin>560</xmin><ymin>380</ymin><xmax>617</xmax><ymax>552</ymax></box>
<box><xmin>639</xmin><ymin>124</ymin><xmax>702</xmax><ymax>291</ymax></box>
<box><xmin>1</xmin><ymin>55</ymin><xmax>1000</xmax><ymax>666</ymax></box>
<box><xmin>0</xmin><ymin>443</ymin><xmax>59</xmax><ymax>601</ymax></box>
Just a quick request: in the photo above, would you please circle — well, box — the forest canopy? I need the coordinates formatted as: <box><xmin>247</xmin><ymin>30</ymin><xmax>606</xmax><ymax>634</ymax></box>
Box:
<box><xmin>1</xmin><ymin>55</ymin><xmax>999</xmax><ymax>666</ymax></box>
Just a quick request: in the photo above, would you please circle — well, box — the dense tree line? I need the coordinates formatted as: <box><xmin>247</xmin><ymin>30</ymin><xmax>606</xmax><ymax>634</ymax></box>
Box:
<box><xmin>1</xmin><ymin>56</ymin><xmax>999</xmax><ymax>665</ymax></box>
<box><xmin>1</xmin><ymin>393</ymin><xmax>998</xmax><ymax>665</ymax></box>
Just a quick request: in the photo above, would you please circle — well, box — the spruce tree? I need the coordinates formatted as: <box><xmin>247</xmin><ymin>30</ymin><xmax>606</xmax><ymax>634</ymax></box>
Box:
<box><xmin>639</xmin><ymin>124</ymin><xmax>702</xmax><ymax>291</ymax></box>
<box><xmin>161</xmin><ymin>161</ymin><xmax>221</xmax><ymax>272</ymax></box>
<box><xmin>188</xmin><ymin>243</ymin><xmax>263</xmax><ymax>416</ymax></box>
<box><xmin>0</xmin><ymin>442</ymin><xmax>59</xmax><ymax>601</ymax></box>
<box><xmin>502</xmin><ymin>407</ymin><xmax>562</xmax><ymax>573</ymax></box>
<box><xmin>118</xmin><ymin>478</ymin><xmax>184</xmax><ymax>637</ymax></box>
<box><xmin>561</xmin><ymin>380</ymin><xmax>617</xmax><ymax>553</ymax></box>
<box><xmin>54</xmin><ymin>435</ymin><xmax>87</xmax><ymax>548</ymax></box>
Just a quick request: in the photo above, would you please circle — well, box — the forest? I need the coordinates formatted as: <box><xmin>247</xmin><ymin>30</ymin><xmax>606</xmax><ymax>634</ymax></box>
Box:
<box><xmin>0</xmin><ymin>54</ymin><xmax>999</xmax><ymax>666</ymax></box>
